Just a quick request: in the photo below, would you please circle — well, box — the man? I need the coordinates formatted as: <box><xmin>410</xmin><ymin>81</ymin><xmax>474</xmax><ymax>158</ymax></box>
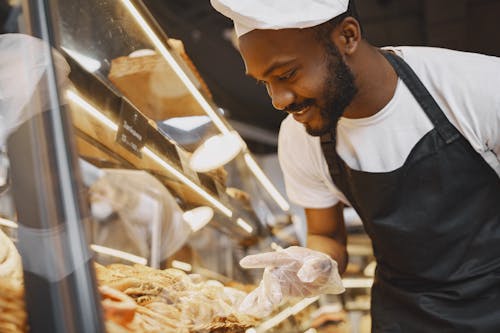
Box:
<box><xmin>211</xmin><ymin>0</ymin><xmax>500</xmax><ymax>331</ymax></box>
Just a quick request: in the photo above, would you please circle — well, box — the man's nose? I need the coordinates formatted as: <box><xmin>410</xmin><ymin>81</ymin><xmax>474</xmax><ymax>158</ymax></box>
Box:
<box><xmin>268</xmin><ymin>84</ymin><xmax>295</xmax><ymax>111</ymax></box>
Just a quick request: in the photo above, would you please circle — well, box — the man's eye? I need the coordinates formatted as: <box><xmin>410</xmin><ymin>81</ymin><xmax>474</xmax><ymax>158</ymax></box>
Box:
<box><xmin>278</xmin><ymin>69</ymin><xmax>296</xmax><ymax>81</ymax></box>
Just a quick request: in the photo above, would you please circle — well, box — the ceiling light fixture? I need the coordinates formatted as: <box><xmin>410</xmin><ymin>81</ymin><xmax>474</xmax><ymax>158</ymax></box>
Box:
<box><xmin>90</xmin><ymin>244</ymin><xmax>147</xmax><ymax>265</ymax></box>
<box><xmin>244</xmin><ymin>153</ymin><xmax>290</xmax><ymax>211</ymax></box>
<box><xmin>67</xmin><ymin>90</ymin><xmax>233</xmax><ymax>218</ymax></box>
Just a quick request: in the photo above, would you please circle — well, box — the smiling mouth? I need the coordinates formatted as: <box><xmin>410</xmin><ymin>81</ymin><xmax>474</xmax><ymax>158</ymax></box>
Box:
<box><xmin>293</xmin><ymin>107</ymin><xmax>309</xmax><ymax>115</ymax></box>
<box><xmin>291</xmin><ymin>106</ymin><xmax>313</xmax><ymax>123</ymax></box>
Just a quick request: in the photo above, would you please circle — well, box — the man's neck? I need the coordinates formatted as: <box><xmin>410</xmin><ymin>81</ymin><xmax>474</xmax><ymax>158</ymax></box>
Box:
<box><xmin>342</xmin><ymin>43</ymin><xmax>398</xmax><ymax>119</ymax></box>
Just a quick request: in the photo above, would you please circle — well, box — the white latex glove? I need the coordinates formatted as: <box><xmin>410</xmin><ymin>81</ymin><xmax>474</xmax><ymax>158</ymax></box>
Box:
<box><xmin>238</xmin><ymin>246</ymin><xmax>344</xmax><ymax>317</ymax></box>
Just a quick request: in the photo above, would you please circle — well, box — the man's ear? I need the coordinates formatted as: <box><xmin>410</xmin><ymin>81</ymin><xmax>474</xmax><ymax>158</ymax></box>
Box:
<box><xmin>330</xmin><ymin>17</ymin><xmax>362</xmax><ymax>56</ymax></box>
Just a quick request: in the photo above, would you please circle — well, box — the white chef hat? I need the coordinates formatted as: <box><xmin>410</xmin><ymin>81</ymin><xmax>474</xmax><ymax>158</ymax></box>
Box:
<box><xmin>210</xmin><ymin>0</ymin><xmax>349</xmax><ymax>38</ymax></box>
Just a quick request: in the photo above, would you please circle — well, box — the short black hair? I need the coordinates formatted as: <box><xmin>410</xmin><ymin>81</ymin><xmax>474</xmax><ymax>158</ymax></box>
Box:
<box><xmin>313</xmin><ymin>0</ymin><xmax>362</xmax><ymax>43</ymax></box>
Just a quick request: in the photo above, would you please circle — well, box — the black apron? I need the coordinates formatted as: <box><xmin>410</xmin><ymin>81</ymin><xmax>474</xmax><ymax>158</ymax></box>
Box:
<box><xmin>320</xmin><ymin>52</ymin><xmax>500</xmax><ymax>332</ymax></box>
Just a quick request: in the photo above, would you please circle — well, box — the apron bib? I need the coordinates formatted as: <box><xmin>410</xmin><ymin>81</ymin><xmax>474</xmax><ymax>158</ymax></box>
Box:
<box><xmin>320</xmin><ymin>52</ymin><xmax>500</xmax><ymax>332</ymax></box>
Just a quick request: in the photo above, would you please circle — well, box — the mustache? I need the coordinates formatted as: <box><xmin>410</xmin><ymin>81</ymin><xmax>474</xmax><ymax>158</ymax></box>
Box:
<box><xmin>284</xmin><ymin>99</ymin><xmax>315</xmax><ymax>113</ymax></box>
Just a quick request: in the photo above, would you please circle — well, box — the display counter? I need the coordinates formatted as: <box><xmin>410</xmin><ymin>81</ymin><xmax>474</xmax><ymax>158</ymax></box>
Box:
<box><xmin>0</xmin><ymin>0</ymin><xmax>375</xmax><ymax>332</ymax></box>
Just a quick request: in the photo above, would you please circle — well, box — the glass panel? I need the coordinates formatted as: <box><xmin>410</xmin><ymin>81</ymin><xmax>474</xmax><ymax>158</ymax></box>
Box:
<box><xmin>49</xmin><ymin>0</ymin><xmax>294</xmax><ymax>245</ymax></box>
<box><xmin>1</xmin><ymin>2</ymin><xmax>105</xmax><ymax>331</ymax></box>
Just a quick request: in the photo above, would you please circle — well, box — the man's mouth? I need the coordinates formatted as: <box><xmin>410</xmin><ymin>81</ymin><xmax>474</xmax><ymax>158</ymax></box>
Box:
<box><xmin>294</xmin><ymin>107</ymin><xmax>309</xmax><ymax>115</ymax></box>
<box><xmin>291</xmin><ymin>106</ymin><xmax>312</xmax><ymax>123</ymax></box>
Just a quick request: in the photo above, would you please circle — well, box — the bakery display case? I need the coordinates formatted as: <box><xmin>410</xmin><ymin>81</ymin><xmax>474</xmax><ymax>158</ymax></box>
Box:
<box><xmin>0</xmin><ymin>0</ymin><xmax>298</xmax><ymax>332</ymax></box>
<box><xmin>41</xmin><ymin>0</ymin><xmax>303</xmax><ymax>270</ymax></box>
<box><xmin>55</xmin><ymin>0</ymin><xmax>295</xmax><ymax>245</ymax></box>
<box><xmin>0</xmin><ymin>0</ymin><xmax>375</xmax><ymax>332</ymax></box>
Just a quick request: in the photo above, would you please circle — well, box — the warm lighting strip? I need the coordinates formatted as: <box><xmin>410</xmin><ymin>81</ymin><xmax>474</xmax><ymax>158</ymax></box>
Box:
<box><xmin>90</xmin><ymin>244</ymin><xmax>147</xmax><ymax>265</ymax></box>
<box><xmin>67</xmin><ymin>90</ymin><xmax>233</xmax><ymax>218</ymax></box>
<box><xmin>119</xmin><ymin>0</ymin><xmax>291</xmax><ymax>213</ymax></box>
<box><xmin>171</xmin><ymin>260</ymin><xmax>192</xmax><ymax>272</ymax></box>
<box><xmin>236</xmin><ymin>218</ymin><xmax>253</xmax><ymax>234</ymax></box>
<box><xmin>66</xmin><ymin>90</ymin><xmax>118</xmax><ymax>131</ymax></box>
<box><xmin>270</xmin><ymin>242</ymin><xmax>282</xmax><ymax>251</ymax></box>
<box><xmin>256</xmin><ymin>296</ymin><xmax>320</xmax><ymax>332</ymax></box>
<box><xmin>119</xmin><ymin>0</ymin><xmax>230</xmax><ymax>135</ymax></box>
<box><xmin>143</xmin><ymin>147</ymin><xmax>232</xmax><ymax>217</ymax></box>
<box><xmin>244</xmin><ymin>153</ymin><xmax>290</xmax><ymax>211</ymax></box>
<box><xmin>304</xmin><ymin>329</ymin><xmax>318</xmax><ymax>333</ymax></box>
<box><xmin>61</xmin><ymin>47</ymin><xmax>101</xmax><ymax>72</ymax></box>
<box><xmin>0</xmin><ymin>218</ymin><xmax>17</xmax><ymax>229</ymax></box>
<box><xmin>342</xmin><ymin>277</ymin><xmax>374</xmax><ymax>289</ymax></box>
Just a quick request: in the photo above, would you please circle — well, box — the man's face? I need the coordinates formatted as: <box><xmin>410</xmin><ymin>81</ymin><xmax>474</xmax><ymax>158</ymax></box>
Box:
<box><xmin>239</xmin><ymin>28</ymin><xmax>358</xmax><ymax>136</ymax></box>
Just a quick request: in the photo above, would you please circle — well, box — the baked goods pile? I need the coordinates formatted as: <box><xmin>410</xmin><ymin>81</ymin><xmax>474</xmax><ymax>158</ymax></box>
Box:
<box><xmin>0</xmin><ymin>229</ymin><xmax>26</xmax><ymax>333</ymax></box>
<box><xmin>96</xmin><ymin>263</ymin><xmax>257</xmax><ymax>333</ymax></box>
<box><xmin>0</xmin><ymin>229</ymin><xmax>256</xmax><ymax>332</ymax></box>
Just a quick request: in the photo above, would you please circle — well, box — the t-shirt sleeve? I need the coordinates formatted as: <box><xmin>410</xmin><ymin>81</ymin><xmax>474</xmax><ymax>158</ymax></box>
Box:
<box><xmin>278</xmin><ymin>117</ymin><xmax>340</xmax><ymax>208</ymax></box>
<box><xmin>451</xmin><ymin>51</ymin><xmax>500</xmax><ymax>174</ymax></box>
<box><xmin>406</xmin><ymin>47</ymin><xmax>500</xmax><ymax>176</ymax></box>
<box><xmin>485</xmin><ymin>72</ymin><xmax>500</xmax><ymax>163</ymax></box>
<box><xmin>485</xmin><ymin>87</ymin><xmax>500</xmax><ymax>173</ymax></box>
<box><xmin>465</xmin><ymin>53</ymin><xmax>500</xmax><ymax>170</ymax></box>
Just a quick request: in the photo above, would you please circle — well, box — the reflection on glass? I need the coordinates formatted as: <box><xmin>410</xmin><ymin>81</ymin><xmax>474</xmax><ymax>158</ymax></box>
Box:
<box><xmin>183</xmin><ymin>206</ymin><xmax>214</xmax><ymax>233</ymax></box>
<box><xmin>189</xmin><ymin>131</ymin><xmax>244</xmax><ymax>173</ymax></box>
<box><xmin>61</xmin><ymin>47</ymin><xmax>101</xmax><ymax>72</ymax></box>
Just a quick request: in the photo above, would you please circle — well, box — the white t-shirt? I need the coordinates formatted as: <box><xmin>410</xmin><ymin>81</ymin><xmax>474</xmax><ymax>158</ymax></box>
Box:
<box><xmin>278</xmin><ymin>46</ymin><xmax>500</xmax><ymax>208</ymax></box>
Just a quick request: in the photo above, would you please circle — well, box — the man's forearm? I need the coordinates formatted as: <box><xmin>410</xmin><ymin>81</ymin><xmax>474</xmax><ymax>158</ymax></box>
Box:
<box><xmin>307</xmin><ymin>234</ymin><xmax>348</xmax><ymax>274</ymax></box>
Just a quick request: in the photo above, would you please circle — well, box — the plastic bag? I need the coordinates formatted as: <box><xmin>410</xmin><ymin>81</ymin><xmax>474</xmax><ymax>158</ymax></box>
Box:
<box><xmin>238</xmin><ymin>246</ymin><xmax>345</xmax><ymax>317</ymax></box>
<box><xmin>0</xmin><ymin>33</ymin><xmax>70</xmax><ymax>145</ymax></box>
<box><xmin>89</xmin><ymin>169</ymin><xmax>191</xmax><ymax>265</ymax></box>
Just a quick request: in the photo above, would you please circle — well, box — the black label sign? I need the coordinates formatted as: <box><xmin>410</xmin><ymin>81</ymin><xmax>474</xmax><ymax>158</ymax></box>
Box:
<box><xmin>116</xmin><ymin>101</ymin><xmax>148</xmax><ymax>157</ymax></box>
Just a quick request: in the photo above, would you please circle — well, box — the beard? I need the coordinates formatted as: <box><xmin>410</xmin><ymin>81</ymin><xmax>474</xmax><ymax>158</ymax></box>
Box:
<box><xmin>304</xmin><ymin>44</ymin><xmax>358</xmax><ymax>137</ymax></box>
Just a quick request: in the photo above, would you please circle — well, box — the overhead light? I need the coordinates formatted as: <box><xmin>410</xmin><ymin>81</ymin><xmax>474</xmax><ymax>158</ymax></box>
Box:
<box><xmin>0</xmin><ymin>218</ymin><xmax>17</xmax><ymax>229</ymax></box>
<box><xmin>342</xmin><ymin>277</ymin><xmax>373</xmax><ymax>289</ymax></box>
<box><xmin>67</xmin><ymin>90</ymin><xmax>233</xmax><ymax>218</ymax></box>
<box><xmin>142</xmin><ymin>147</ymin><xmax>233</xmax><ymax>217</ymax></box>
<box><xmin>236</xmin><ymin>218</ymin><xmax>253</xmax><ymax>234</ymax></box>
<box><xmin>118</xmin><ymin>0</ymin><xmax>293</xmax><ymax>215</ymax></box>
<box><xmin>363</xmin><ymin>261</ymin><xmax>376</xmax><ymax>277</ymax></box>
<box><xmin>90</xmin><ymin>244</ymin><xmax>147</xmax><ymax>265</ymax></box>
<box><xmin>62</xmin><ymin>47</ymin><xmax>101</xmax><ymax>72</ymax></box>
<box><xmin>141</xmin><ymin>143</ymin><xmax>233</xmax><ymax>217</ymax></box>
<box><xmin>162</xmin><ymin>115</ymin><xmax>211</xmax><ymax>132</ymax></box>
<box><xmin>189</xmin><ymin>131</ymin><xmax>243</xmax><ymax>173</ymax></box>
<box><xmin>119</xmin><ymin>0</ymin><xmax>231</xmax><ymax>135</ymax></box>
<box><xmin>183</xmin><ymin>206</ymin><xmax>214</xmax><ymax>232</ymax></box>
<box><xmin>128</xmin><ymin>49</ymin><xmax>156</xmax><ymax>58</ymax></box>
<box><xmin>244</xmin><ymin>153</ymin><xmax>290</xmax><ymax>212</ymax></box>
<box><xmin>256</xmin><ymin>296</ymin><xmax>320</xmax><ymax>332</ymax></box>
<box><xmin>304</xmin><ymin>329</ymin><xmax>318</xmax><ymax>333</ymax></box>
<box><xmin>66</xmin><ymin>90</ymin><xmax>117</xmax><ymax>131</ymax></box>
<box><xmin>172</xmin><ymin>260</ymin><xmax>192</xmax><ymax>272</ymax></box>
<box><xmin>270</xmin><ymin>242</ymin><xmax>283</xmax><ymax>251</ymax></box>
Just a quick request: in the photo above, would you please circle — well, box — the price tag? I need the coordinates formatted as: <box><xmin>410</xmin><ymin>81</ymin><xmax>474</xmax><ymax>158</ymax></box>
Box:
<box><xmin>116</xmin><ymin>101</ymin><xmax>148</xmax><ymax>157</ymax></box>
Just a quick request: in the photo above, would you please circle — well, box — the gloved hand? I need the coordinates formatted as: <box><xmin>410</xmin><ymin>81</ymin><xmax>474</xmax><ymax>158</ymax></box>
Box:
<box><xmin>238</xmin><ymin>246</ymin><xmax>344</xmax><ymax>318</ymax></box>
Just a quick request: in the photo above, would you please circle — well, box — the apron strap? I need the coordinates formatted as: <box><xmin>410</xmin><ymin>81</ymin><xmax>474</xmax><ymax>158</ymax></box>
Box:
<box><xmin>320</xmin><ymin>131</ymin><xmax>341</xmax><ymax>178</ymax></box>
<box><xmin>382</xmin><ymin>51</ymin><xmax>460</xmax><ymax>144</ymax></box>
<box><xmin>320</xmin><ymin>129</ymin><xmax>361</xmax><ymax>211</ymax></box>
<box><xmin>320</xmin><ymin>50</ymin><xmax>464</xmax><ymax>209</ymax></box>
